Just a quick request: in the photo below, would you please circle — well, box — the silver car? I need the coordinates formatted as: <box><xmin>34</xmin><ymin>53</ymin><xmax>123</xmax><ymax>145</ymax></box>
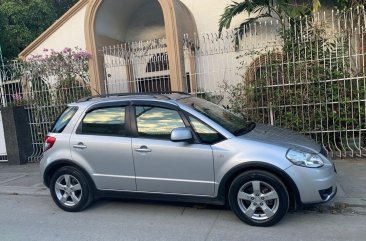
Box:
<box><xmin>40</xmin><ymin>92</ymin><xmax>337</xmax><ymax>227</ymax></box>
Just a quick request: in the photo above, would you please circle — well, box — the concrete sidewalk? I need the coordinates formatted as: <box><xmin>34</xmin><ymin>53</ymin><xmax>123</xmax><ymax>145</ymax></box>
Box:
<box><xmin>326</xmin><ymin>158</ymin><xmax>366</xmax><ymax>208</ymax></box>
<box><xmin>0</xmin><ymin>163</ymin><xmax>48</xmax><ymax>196</ymax></box>
<box><xmin>0</xmin><ymin>159</ymin><xmax>365</xmax><ymax>208</ymax></box>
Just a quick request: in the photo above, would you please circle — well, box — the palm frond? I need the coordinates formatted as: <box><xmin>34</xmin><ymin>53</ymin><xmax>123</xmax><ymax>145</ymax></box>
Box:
<box><xmin>219</xmin><ymin>0</ymin><xmax>316</xmax><ymax>35</ymax></box>
<box><xmin>219</xmin><ymin>1</ymin><xmax>263</xmax><ymax>35</ymax></box>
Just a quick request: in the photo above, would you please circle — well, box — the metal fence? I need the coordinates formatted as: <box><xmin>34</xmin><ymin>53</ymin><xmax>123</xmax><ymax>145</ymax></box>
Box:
<box><xmin>0</xmin><ymin>53</ymin><xmax>91</xmax><ymax>162</ymax></box>
<box><xmin>1</xmin><ymin>8</ymin><xmax>366</xmax><ymax>161</ymax></box>
<box><xmin>102</xmin><ymin>38</ymin><xmax>171</xmax><ymax>94</ymax></box>
<box><xmin>182</xmin><ymin>8</ymin><xmax>366</xmax><ymax>158</ymax></box>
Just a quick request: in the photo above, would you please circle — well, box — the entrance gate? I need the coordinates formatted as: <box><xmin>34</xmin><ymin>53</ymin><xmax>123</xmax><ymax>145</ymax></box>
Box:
<box><xmin>102</xmin><ymin>39</ymin><xmax>171</xmax><ymax>94</ymax></box>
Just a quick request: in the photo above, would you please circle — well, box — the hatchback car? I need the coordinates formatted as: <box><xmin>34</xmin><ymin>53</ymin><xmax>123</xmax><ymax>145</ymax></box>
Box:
<box><xmin>40</xmin><ymin>92</ymin><xmax>336</xmax><ymax>226</ymax></box>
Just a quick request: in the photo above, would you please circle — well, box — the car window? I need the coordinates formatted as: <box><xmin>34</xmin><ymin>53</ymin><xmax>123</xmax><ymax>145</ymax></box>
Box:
<box><xmin>178</xmin><ymin>97</ymin><xmax>255</xmax><ymax>136</ymax></box>
<box><xmin>188</xmin><ymin>115</ymin><xmax>224</xmax><ymax>144</ymax></box>
<box><xmin>51</xmin><ymin>107</ymin><xmax>78</xmax><ymax>133</ymax></box>
<box><xmin>82</xmin><ymin>107</ymin><xmax>127</xmax><ymax>136</ymax></box>
<box><xmin>135</xmin><ymin>106</ymin><xmax>185</xmax><ymax>140</ymax></box>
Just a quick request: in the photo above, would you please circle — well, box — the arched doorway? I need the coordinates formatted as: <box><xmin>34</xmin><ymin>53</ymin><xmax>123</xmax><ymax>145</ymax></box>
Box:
<box><xmin>85</xmin><ymin>0</ymin><xmax>197</xmax><ymax>94</ymax></box>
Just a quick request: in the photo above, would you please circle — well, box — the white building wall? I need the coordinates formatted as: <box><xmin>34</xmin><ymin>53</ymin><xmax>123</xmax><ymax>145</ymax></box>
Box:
<box><xmin>181</xmin><ymin>0</ymin><xmax>250</xmax><ymax>34</ymax></box>
<box><xmin>26</xmin><ymin>5</ymin><xmax>88</xmax><ymax>58</ymax></box>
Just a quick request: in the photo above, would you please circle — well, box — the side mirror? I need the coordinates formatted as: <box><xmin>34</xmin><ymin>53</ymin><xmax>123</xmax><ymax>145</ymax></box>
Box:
<box><xmin>171</xmin><ymin>127</ymin><xmax>193</xmax><ymax>142</ymax></box>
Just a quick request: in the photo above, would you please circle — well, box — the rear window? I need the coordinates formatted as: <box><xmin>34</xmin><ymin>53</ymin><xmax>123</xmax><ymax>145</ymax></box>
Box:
<box><xmin>50</xmin><ymin>107</ymin><xmax>78</xmax><ymax>133</ymax></box>
<box><xmin>81</xmin><ymin>107</ymin><xmax>127</xmax><ymax>136</ymax></box>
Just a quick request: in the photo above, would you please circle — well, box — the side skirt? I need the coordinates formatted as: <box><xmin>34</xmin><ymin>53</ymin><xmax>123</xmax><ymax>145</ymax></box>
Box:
<box><xmin>94</xmin><ymin>189</ymin><xmax>226</xmax><ymax>206</ymax></box>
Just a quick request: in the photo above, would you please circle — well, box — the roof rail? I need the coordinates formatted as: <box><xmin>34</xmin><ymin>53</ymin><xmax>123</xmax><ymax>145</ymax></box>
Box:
<box><xmin>77</xmin><ymin>91</ymin><xmax>190</xmax><ymax>102</ymax></box>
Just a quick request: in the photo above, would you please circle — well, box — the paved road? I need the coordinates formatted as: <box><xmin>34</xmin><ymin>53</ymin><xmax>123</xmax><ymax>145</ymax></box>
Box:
<box><xmin>0</xmin><ymin>194</ymin><xmax>365</xmax><ymax>241</ymax></box>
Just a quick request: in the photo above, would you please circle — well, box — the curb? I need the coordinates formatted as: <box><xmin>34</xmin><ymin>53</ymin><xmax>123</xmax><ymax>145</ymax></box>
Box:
<box><xmin>328</xmin><ymin>198</ymin><xmax>366</xmax><ymax>208</ymax></box>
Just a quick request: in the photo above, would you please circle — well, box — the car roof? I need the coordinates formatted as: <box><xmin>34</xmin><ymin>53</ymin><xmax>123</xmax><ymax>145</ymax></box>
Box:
<box><xmin>70</xmin><ymin>92</ymin><xmax>191</xmax><ymax>107</ymax></box>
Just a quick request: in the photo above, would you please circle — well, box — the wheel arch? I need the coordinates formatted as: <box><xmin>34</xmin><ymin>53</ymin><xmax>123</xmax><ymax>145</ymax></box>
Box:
<box><xmin>43</xmin><ymin>159</ymin><xmax>96</xmax><ymax>192</ymax></box>
<box><xmin>217</xmin><ymin>162</ymin><xmax>301</xmax><ymax>210</ymax></box>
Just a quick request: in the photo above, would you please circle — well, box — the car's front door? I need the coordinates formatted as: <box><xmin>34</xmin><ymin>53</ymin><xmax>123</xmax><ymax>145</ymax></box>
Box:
<box><xmin>131</xmin><ymin>104</ymin><xmax>215</xmax><ymax>196</ymax></box>
<box><xmin>70</xmin><ymin>104</ymin><xmax>136</xmax><ymax>191</ymax></box>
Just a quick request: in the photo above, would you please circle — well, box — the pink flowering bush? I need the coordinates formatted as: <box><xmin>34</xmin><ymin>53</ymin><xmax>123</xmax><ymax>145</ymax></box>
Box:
<box><xmin>11</xmin><ymin>93</ymin><xmax>28</xmax><ymax>106</ymax></box>
<box><xmin>4</xmin><ymin>48</ymin><xmax>93</xmax><ymax>145</ymax></box>
<box><xmin>24</xmin><ymin>47</ymin><xmax>92</xmax><ymax>104</ymax></box>
<box><xmin>26</xmin><ymin>47</ymin><xmax>92</xmax><ymax>85</ymax></box>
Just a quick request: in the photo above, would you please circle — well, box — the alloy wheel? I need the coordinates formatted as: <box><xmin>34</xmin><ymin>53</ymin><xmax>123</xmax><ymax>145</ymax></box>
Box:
<box><xmin>54</xmin><ymin>174</ymin><xmax>83</xmax><ymax>207</ymax></box>
<box><xmin>237</xmin><ymin>180</ymin><xmax>279</xmax><ymax>221</ymax></box>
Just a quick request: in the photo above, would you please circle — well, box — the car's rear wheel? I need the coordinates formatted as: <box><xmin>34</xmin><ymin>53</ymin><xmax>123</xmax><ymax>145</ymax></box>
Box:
<box><xmin>50</xmin><ymin>166</ymin><xmax>93</xmax><ymax>212</ymax></box>
<box><xmin>228</xmin><ymin>170</ymin><xmax>289</xmax><ymax>227</ymax></box>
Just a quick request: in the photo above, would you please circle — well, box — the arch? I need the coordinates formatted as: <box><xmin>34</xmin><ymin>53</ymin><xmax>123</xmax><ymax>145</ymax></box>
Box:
<box><xmin>244</xmin><ymin>52</ymin><xmax>283</xmax><ymax>84</ymax></box>
<box><xmin>243</xmin><ymin>52</ymin><xmax>284</xmax><ymax>125</ymax></box>
<box><xmin>84</xmin><ymin>0</ymin><xmax>197</xmax><ymax>95</ymax></box>
<box><xmin>84</xmin><ymin>0</ymin><xmax>104</xmax><ymax>94</ymax></box>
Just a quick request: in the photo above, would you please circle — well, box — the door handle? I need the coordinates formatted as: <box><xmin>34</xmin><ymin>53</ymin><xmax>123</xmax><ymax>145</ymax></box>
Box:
<box><xmin>73</xmin><ymin>142</ymin><xmax>87</xmax><ymax>149</ymax></box>
<box><xmin>135</xmin><ymin>145</ymin><xmax>152</xmax><ymax>153</ymax></box>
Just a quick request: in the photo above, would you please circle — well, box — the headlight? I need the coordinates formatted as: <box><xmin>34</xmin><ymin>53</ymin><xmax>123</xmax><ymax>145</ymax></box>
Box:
<box><xmin>286</xmin><ymin>149</ymin><xmax>324</xmax><ymax>168</ymax></box>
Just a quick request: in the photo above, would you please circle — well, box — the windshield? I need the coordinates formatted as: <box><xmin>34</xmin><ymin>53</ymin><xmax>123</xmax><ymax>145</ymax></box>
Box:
<box><xmin>178</xmin><ymin>97</ymin><xmax>255</xmax><ymax>136</ymax></box>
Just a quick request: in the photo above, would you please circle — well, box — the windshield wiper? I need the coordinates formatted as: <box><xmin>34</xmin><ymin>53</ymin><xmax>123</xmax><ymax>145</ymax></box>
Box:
<box><xmin>234</xmin><ymin>122</ymin><xmax>256</xmax><ymax>136</ymax></box>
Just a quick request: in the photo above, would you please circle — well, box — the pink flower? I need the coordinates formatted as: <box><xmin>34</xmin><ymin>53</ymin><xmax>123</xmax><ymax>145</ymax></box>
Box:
<box><xmin>63</xmin><ymin>47</ymin><xmax>72</xmax><ymax>53</ymax></box>
<box><xmin>12</xmin><ymin>93</ymin><xmax>22</xmax><ymax>102</ymax></box>
<box><xmin>85</xmin><ymin>52</ymin><xmax>92</xmax><ymax>59</ymax></box>
<box><xmin>73</xmin><ymin>53</ymin><xmax>81</xmax><ymax>59</ymax></box>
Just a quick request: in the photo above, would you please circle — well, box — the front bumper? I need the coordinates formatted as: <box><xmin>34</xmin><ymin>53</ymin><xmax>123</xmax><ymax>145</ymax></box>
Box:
<box><xmin>285</xmin><ymin>162</ymin><xmax>337</xmax><ymax>204</ymax></box>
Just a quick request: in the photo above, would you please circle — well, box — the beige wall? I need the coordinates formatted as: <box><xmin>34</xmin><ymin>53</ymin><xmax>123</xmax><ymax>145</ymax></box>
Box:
<box><xmin>95</xmin><ymin>0</ymin><xmax>166</xmax><ymax>42</ymax></box>
<box><xmin>21</xmin><ymin>0</ymin><xmax>256</xmax><ymax>94</ymax></box>
<box><xmin>24</xmin><ymin>0</ymin><xmax>249</xmax><ymax>58</ymax></box>
<box><xmin>24</xmin><ymin>5</ymin><xmax>88</xmax><ymax>58</ymax></box>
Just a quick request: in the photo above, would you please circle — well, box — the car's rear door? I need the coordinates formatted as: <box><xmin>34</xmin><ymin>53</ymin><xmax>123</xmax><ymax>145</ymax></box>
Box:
<box><xmin>131</xmin><ymin>102</ymin><xmax>215</xmax><ymax>196</ymax></box>
<box><xmin>70</xmin><ymin>102</ymin><xmax>136</xmax><ymax>191</ymax></box>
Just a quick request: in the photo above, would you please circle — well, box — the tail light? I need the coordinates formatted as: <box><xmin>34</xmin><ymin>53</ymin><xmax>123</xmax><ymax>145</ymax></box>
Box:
<box><xmin>44</xmin><ymin>136</ymin><xmax>56</xmax><ymax>152</ymax></box>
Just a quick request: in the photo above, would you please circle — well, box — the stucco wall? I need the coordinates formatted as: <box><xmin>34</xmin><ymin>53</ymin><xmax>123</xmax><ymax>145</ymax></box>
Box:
<box><xmin>24</xmin><ymin>0</ymin><xmax>335</xmax><ymax>58</ymax></box>
<box><xmin>26</xmin><ymin>5</ymin><xmax>87</xmax><ymax>58</ymax></box>
<box><xmin>95</xmin><ymin>0</ymin><xmax>166</xmax><ymax>43</ymax></box>
<box><xmin>180</xmin><ymin>0</ymin><xmax>249</xmax><ymax>34</ymax></box>
<box><xmin>23</xmin><ymin>0</ymin><xmax>254</xmax><ymax>58</ymax></box>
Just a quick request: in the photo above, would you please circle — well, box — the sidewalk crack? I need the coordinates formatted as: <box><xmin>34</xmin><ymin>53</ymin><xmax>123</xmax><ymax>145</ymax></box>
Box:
<box><xmin>0</xmin><ymin>174</ymin><xmax>27</xmax><ymax>185</ymax></box>
<box><xmin>204</xmin><ymin>210</ymin><xmax>221</xmax><ymax>241</ymax></box>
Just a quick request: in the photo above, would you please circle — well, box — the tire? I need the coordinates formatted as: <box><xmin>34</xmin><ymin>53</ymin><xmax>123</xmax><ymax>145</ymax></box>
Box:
<box><xmin>228</xmin><ymin>170</ymin><xmax>289</xmax><ymax>227</ymax></box>
<box><xmin>50</xmin><ymin>166</ymin><xmax>93</xmax><ymax>212</ymax></box>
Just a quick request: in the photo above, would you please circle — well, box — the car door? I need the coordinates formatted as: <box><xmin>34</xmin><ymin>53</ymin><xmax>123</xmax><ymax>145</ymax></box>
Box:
<box><xmin>70</xmin><ymin>104</ymin><xmax>136</xmax><ymax>191</ymax></box>
<box><xmin>131</xmin><ymin>103</ymin><xmax>215</xmax><ymax>196</ymax></box>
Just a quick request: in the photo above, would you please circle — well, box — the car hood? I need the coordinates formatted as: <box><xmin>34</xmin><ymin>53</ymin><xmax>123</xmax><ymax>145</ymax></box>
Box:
<box><xmin>238</xmin><ymin>123</ymin><xmax>321</xmax><ymax>153</ymax></box>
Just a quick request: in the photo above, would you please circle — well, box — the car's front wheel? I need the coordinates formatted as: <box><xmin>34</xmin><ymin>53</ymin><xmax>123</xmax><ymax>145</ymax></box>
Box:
<box><xmin>50</xmin><ymin>166</ymin><xmax>93</xmax><ymax>212</ymax></box>
<box><xmin>228</xmin><ymin>170</ymin><xmax>289</xmax><ymax>227</ymax></box>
